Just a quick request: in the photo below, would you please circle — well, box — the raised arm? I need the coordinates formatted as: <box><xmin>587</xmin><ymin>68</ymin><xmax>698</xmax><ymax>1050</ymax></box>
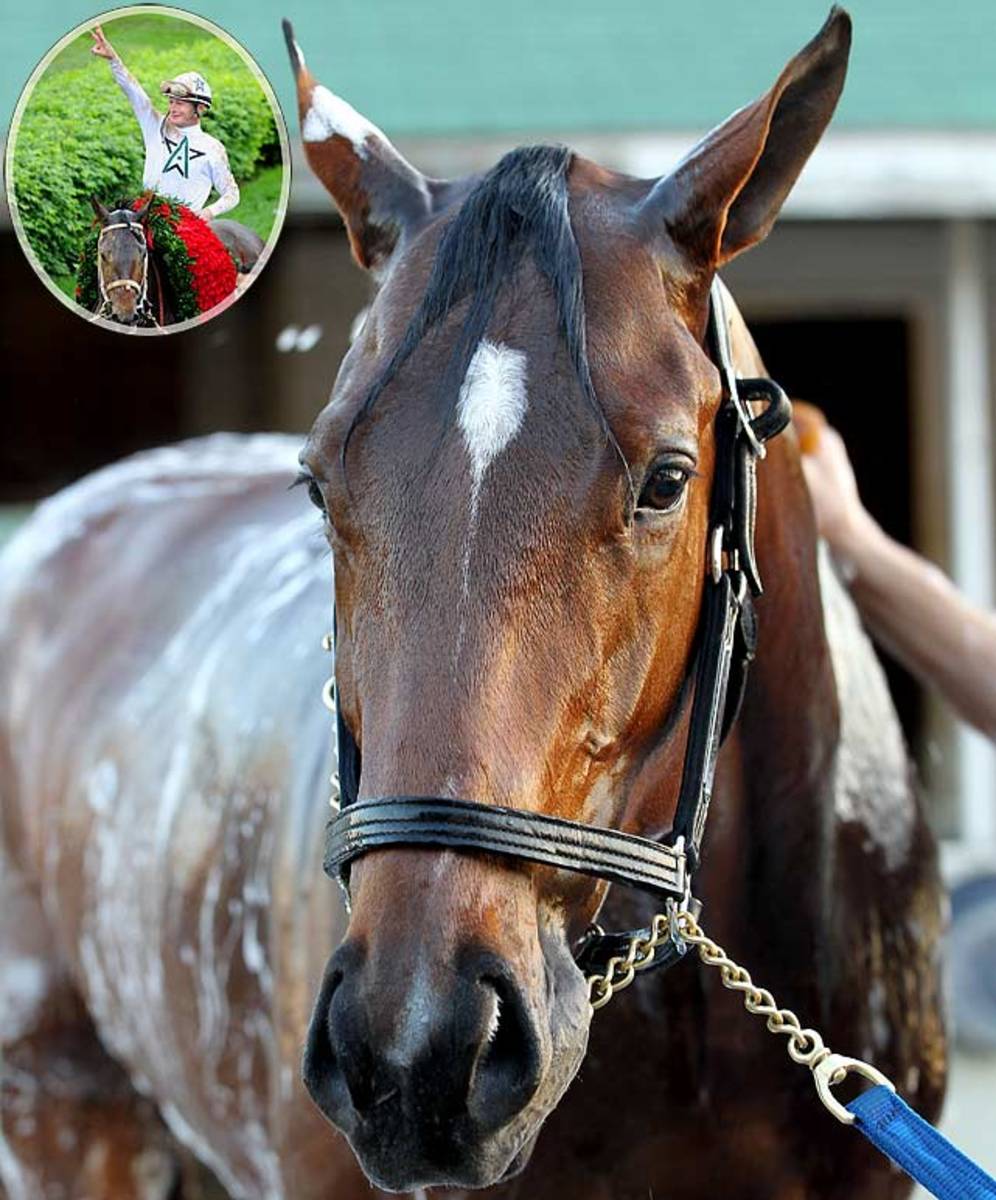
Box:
<box><xmin>796</xmin><ymin>403</ymin><xmax>996</xmax><ymax>741</ymax></box>
<box><xmin>91</xmin><ymin>25</ymin><xmax>160</xmax><ymax>142</ymax></box>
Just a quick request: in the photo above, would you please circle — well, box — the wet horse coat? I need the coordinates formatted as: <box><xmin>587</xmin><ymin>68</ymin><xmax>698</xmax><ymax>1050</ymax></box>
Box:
<box><xmin>0</xmin><ymin>437</ymin><xmax>351</xmax><ymax>1196</ymax></box>
<box><xmin>1</xmin><ymin>10</ymin><xmax>946</xmax><ymax>1199</ymax></box>
<box><xmin>0</xmin><ymin>356</ymin><xmax>945</xmax><ymax>1200</ymax></box>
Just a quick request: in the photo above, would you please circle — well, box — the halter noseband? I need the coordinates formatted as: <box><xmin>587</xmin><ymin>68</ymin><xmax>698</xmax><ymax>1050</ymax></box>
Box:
<box><xmin>322</xmin><ymin>278</ymin><xmax>791</xmax><ymax>976</ymax></box>
<box><xmin>97</xmin><ymin>220</ymin><xmax>155</xmax><ymax>324</ymax></box>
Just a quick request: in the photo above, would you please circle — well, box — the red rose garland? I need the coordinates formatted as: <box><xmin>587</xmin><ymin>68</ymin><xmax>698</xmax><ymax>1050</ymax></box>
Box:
<box><xmin>170</xmin><ymin>205</ymin><xmax>238</xmax><ymax>312</ymax></box>
<box><xmin>131</xmin><ymin>196</ymin><xmax>237</xmax><ymax>316</ymax></box>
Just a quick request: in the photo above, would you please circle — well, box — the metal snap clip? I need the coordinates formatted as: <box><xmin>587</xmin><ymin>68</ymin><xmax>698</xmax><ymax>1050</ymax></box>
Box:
<box><xmin>812</xmin><ymin>1053</ymin><xmax>896</xmax><ymax>1125</ymax></box>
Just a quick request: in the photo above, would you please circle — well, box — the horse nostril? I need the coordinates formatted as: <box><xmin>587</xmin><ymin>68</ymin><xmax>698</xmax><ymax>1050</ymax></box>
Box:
<box><xmin>303</xmin><ymin>966</ymin><xmax>357</xmax><ymax>1130</ymax></box>
<box><xmin>469</xmin><ymin>973</ymin><xmax>542</xmax><ymax>1131</ymax></box>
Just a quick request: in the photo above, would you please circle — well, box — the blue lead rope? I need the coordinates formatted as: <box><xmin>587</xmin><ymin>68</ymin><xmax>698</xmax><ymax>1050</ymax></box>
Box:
<box><xmin>666</xmin><ymin>910</ymin><xmax>994</xmax><ymax>1198</ymax></box>
<box><xmin>847</xmin><ymin>1085</ymin><xmax>996</xmax><ymax>1199</ymax></box>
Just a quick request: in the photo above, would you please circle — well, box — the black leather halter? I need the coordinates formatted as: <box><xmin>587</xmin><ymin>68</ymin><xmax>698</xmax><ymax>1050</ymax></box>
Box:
<box><xmin>323</xmin><ymin>278</ymin><xmax>790</xmax><ymax>977</ymax></box>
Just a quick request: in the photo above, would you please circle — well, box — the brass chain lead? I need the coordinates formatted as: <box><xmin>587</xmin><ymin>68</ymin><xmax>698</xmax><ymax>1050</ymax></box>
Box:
<box><xmin>587</xmin><ymin>910</ymin><xmax>675</xmax><ymax>1009</ymax></box>
<box><xmin>586</xmin><ymin>905</ymin><xmax>896</xmax><ymax>1124</ymax></box>
<box><xmin>666</xmin><ymin>910</ymin><xmax>831</xmax><ymax>1067</ymax></box>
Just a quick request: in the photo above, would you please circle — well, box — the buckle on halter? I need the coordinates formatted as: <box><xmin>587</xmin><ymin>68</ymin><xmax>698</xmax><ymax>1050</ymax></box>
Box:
<box><xmin>708</xmin><ymin>525</ymin><xmax>742</xmax><ymax>585</ymax></box>
<box><xmin>740</xmin><ymin>377</ymin><xmax>792</xmax><ymax>446</ymax></box>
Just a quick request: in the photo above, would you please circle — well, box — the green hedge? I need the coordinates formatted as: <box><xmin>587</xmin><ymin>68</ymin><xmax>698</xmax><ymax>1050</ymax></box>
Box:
<box><xmin>12</xmin><ymin>41</ymin><xmax>278</xmax><ymax>275</ymax></box>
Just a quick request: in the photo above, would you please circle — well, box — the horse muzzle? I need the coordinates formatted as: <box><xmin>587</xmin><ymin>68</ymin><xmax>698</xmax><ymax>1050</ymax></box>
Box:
<box><xmin>303</xmin><ymin>925</ymin><xmax>588</xmax><ymax>1190</ymax></box>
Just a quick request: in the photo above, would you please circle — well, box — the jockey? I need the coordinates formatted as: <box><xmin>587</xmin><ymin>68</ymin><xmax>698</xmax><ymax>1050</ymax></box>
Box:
<box><xmin>90</xmin><ymin>25</ymin><xmax>239</xmax><ymax>220</ymax></box>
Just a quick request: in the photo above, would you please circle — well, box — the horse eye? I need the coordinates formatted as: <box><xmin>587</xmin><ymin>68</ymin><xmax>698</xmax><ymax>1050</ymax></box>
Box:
<box><xmin>637</xmin><ymin>464</ymin><xmax>690</xmax><ymax>513</ymax></box>
<box><xmin>294</xmin><ymin>470</ymin><xmax>327</xmax><ymax>513</ymax></box>
<box><xmin>307</xmin><ymin>479</ymin><xmax>326</xmax><ymax>512</ymax></box>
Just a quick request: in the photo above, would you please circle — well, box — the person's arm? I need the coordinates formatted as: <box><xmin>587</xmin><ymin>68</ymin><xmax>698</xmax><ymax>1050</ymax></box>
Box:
<box><xmin>203</xmin><ymin>146</ymin><xmax>239</xmax><ymax>219</ymax></box>
<box><xmin>91</xmin><ymin>26</ymin><xmax>160</xmax><ymax>142</ymax></box>
<box><xmin>796</xmin><ymin>404</ymin><xmax>996</xmax><ymax>741</ymax></box>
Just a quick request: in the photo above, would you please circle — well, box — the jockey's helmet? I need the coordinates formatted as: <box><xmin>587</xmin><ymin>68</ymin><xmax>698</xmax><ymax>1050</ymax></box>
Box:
<box><xmin>160</xmin><ymin>72</ymin><xmax>213</xmax><ymax>112</ymax></box>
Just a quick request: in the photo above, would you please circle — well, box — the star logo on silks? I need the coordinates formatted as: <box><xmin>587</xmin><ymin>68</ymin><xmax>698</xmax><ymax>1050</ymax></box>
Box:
<box><xmin>162</xmin><ymin>133</ymin><xmax>204</xmax><ymax>180</ymax></box>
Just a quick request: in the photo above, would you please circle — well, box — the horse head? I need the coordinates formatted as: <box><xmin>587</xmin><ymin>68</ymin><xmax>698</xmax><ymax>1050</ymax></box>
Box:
<box><xmin>90</xmin><ymin>195</ymin><xmax>152</xmax><ymax>324</ymax></box>
<box><xmin>290</xmin><ymin>9</ymin><xmax>850</xmax><ymax>1190</ymax></box>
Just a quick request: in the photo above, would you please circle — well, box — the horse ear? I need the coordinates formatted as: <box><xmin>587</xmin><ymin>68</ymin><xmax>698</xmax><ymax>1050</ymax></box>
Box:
<box><xmin>283</xmin><ymin>19</ymin><xmax>435</xmax><ymax>273</ymax></box>
<box><xmin>90</xmin><ymin>195</ymin><xmax>111</xmax><ymax>223</ymax></box>
<box><xmin>647</xmin><ymin>7</ymin><xmax>851</xmax><ymax>268</ymax></box>
<box><xmin>134</xmin><ymin>195</ymin><xmax>153</xmax><ymax>221</ymax></box>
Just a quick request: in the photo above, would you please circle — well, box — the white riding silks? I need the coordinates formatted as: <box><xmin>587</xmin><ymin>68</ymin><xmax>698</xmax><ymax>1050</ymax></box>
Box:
<box><xmin>110</xmin><ymin>59</ymin><xmax>239</xmax><ymax>218</ymax></box>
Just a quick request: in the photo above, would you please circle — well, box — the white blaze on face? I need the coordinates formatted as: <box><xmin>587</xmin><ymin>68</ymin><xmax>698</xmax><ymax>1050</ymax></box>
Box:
<box><xmin>453</xmin><ymin>340</ymin><xmax>528</xmax><ymax>625</ymax></box>
<box><xmin>456</xmin><ymin>340</ymin><xmax>529</xmax><ymax>504</ymax></box>
<box><xmin>301</xmin><ymin>84</ymin><xmax>384</xmax><ymax>156</ymax></box>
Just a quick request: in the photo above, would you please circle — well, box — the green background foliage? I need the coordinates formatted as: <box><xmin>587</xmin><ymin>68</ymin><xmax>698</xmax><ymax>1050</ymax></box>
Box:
<box><xmin>11</xmin><ymin>14</ymin><xmax>281</xmax><ymax>276</ymax></box>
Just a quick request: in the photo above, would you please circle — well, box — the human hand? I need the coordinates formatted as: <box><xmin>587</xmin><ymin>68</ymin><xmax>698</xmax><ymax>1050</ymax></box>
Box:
<box><xmin>90</xmin><ymin>26</ymin><xmax>116</xmax><ymax>60</ymax></box>
<box><xmin>794</xmin><ymin>402</ymin><xmax>875</xmax><ymax>555</ymax></box>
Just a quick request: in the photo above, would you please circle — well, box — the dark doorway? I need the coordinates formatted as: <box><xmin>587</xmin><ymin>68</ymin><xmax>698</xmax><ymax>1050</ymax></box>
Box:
<box><xmin>745</xmin><ymin>315</ymin><xmax>922</xmax><ymax>751</ymax></box>
<box><xmin>0</xmin><ymin>223</ymin><xmax>362</xmax><ymax>504</ymax></box>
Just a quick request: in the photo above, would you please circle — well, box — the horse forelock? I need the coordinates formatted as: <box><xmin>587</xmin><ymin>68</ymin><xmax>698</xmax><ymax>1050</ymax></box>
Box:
<box><xmin>343</xmin><ymin>144</ymin><xmax>621</xmax><ymax>472</ymax></box>
<box><xmin>99</xmin><ymin>200</ymin><xmax>145</xmax><ymax>227</ymax></box>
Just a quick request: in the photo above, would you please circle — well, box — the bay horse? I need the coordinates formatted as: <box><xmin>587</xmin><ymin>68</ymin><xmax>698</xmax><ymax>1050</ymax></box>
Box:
<box><xmin>87</xmin><ymin>197</ymin><xmax>263</xmax><ymax>327</ymax></box>
<box><xmin>0</xmin><ymin>8</ymin><xmax>946</xmax><ymax>1199</ymax></box>
<box><xmin>89</xmin><ymin>195</ymin><xmax>170</xmax><ymax>326</ymax></box>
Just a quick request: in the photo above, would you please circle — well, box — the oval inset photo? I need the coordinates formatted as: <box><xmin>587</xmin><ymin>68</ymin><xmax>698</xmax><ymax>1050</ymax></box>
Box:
<box><xmin>4</xmin><ymin>5</ymin><xmax>290</xmax><ymax>334</ymax></box>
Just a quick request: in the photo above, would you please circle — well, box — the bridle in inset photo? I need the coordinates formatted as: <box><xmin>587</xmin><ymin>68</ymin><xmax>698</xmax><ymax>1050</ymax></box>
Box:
<box><xmin>96</xmin><ymin>220</ymin><xmax>155</xmax><ymax>325</ymax></box>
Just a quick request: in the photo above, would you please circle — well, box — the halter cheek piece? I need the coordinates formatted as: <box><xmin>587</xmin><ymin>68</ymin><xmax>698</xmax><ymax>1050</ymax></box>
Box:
<box><xmin>96</xmin><ymin>220</ymin><xmax>156</xmax><ymax>325</ymax></box>
<box><xmin>322</xmin><ymin>278</ymin><xmax>791</xmax><ymax>977</ymax></box>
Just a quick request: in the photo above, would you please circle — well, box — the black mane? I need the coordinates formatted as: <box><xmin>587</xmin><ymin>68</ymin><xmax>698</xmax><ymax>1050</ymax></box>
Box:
<box><xmin>345</xmin><ymin>144</ymin><xmax>620</xmax><ymax>466</ymax></box>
